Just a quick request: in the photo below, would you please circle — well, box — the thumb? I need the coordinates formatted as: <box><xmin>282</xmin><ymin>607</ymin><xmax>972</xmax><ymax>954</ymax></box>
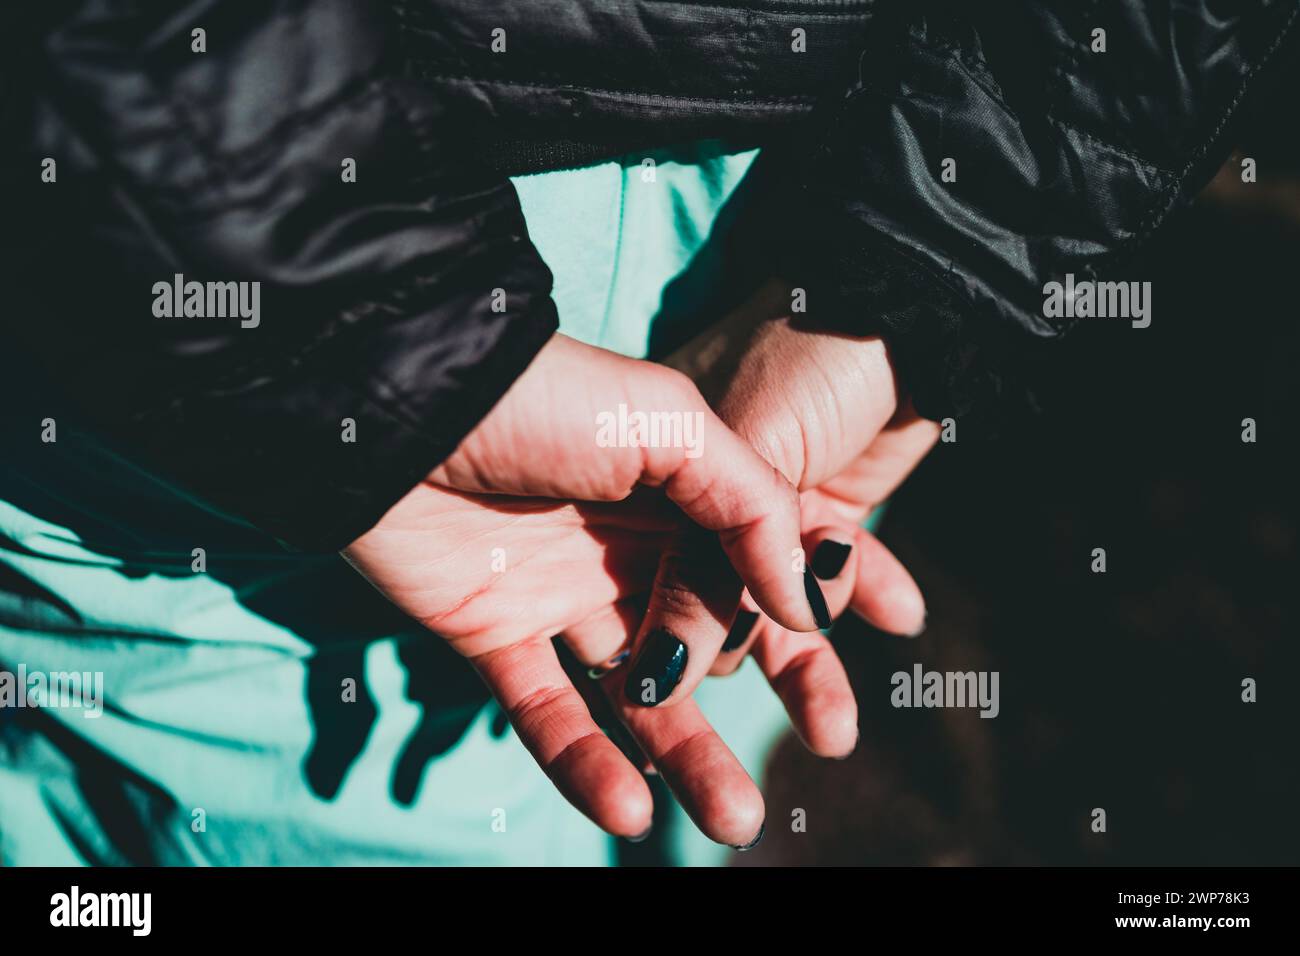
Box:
<box><xmin>637</xmin><ymin>368</ymin><xmax>825</xmax><ymax>636</ymax></box>
<box><xmin>430</xmin><ymin>336</ymin><xmax>815</xmax><ymax>645</ymax></box>
<box><xmin>620</xmin><ymin>379</ymin><xmax>829</xmax><ymax>707</ymax></box>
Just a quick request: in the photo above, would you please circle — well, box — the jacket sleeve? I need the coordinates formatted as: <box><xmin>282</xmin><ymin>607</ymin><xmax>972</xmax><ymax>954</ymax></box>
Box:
<box><xmin>784</xmin><ymin>0</ymin><xmax>1300</xmax><ymax>433</ymax></box>
<box><xmin>5</xmin><ymin>0</ymin><xmax>557</xmax><ymax>550</ymax></box>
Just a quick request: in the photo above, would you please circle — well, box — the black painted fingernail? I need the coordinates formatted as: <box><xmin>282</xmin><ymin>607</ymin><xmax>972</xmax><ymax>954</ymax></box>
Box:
<box><xmin>732</xmin><ymin>822</ymin><xmax>765</xmax><ymax>851</ymax></box>
<box><xmin>722</xmin><ymin>610</ymin><xmax>759</xmax><ymax>651</ymax></box>
<box><xmin>811</xmin><ymin>540</ymin><xmax>852</xmax><ymax>580</ymax></box>
<box><xmin>804</xmin><ymin>566</ymin><xmax>833</xmax><ymax>629</ymax></box>
<box><xmin>624</xmin><ymin>629</ymin><xmax>688</xmax><ymax>706</ymax></box>
<box><xmin>625</xmin><ymin>826</ymin><xmax>653</xmax><ymax>844</ymax></box>
<box><xmin>586</xmin><ymin>649</ymin><xmax>630</xmax><ymax>680</ymax></box>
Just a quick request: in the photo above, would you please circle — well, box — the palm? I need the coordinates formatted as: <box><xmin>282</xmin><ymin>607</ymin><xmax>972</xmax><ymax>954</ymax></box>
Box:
<box><xmin>342</xmin><ymin>333</ymin><xmax>817</xmax><ymax>846</ymax></box>
<box><xmin>344</xmin><ymin>482</ymin><xmax>672</xmax><ymax>659</ymax></box>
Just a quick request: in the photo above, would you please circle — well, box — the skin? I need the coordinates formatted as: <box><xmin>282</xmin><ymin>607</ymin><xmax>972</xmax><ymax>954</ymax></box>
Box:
<box><xmin>577</xmin><ymin>279</ymin><xmax>936</xmax><ymax>776</ymax></box>
<box><xmin>345</xmin><ymin>333</ymin><xmax>814</xmax><ymax>844</ymax></box>
<box><xmin>344</xmin><ymin>288</ymin><xmax>937</xmax><ymax>846</ymax></box>
<box><xmin>666</xmin><ymin>280</ymin><xmax>939</xmax><ymax>759</ymax></box>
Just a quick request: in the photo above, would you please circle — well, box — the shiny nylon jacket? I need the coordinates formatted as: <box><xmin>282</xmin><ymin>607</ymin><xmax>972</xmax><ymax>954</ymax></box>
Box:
<box><xmin>3</xmin><ymin>1</ymin><xmax>1297</xmax><ymax>549</ymax></box>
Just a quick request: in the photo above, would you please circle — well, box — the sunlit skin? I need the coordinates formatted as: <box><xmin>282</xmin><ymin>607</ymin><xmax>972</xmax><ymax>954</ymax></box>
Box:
<box><xmin>345</xmin><ymin>287</ymin><xmax>936</xmax><ymax>845</ymax></box>
<box><xmin>666</xmin><ymin>280</ymin><xmax>938</xmax><ymax>760</ymax></box>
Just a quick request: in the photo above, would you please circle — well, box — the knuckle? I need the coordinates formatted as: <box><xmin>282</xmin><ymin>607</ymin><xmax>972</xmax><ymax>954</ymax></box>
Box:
<box><xmin>652</xmin><ymin>364</ymin><xmax>700</xmax><ymax>407</ymax></box>
<box><xmin>653</xmin><ymin>576</ymin><xmax>710</xmax><ymax>618</ymax></box>
<box><xmin>511</xmin><ymin>683</ymin><xmax>572</xmax><ymax>731</ymax></box>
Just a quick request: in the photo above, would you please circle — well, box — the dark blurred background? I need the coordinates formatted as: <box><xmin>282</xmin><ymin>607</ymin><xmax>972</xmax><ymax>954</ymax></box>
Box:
<box><xmin>735</xmin><ymin>104</ymin><xmax>1300</xmax><ymax>867</ymax></box>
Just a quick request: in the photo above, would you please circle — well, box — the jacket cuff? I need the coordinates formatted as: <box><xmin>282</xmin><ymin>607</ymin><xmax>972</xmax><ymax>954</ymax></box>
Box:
<box><xmin>127</xmin><ymin>285</ymin><xmax>559</xmax><ymax>554</ymax></box>
<box><xmin>783</xmin><ymin>207</ymin><xmax>1041</xmax><ymax>439</ymax></box>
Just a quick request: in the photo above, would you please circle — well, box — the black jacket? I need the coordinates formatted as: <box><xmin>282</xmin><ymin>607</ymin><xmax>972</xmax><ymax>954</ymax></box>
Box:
<box><xmin>4</xmin><ymin>0</ymin><xmax>1297</xmax><ymax>550</ymax></box>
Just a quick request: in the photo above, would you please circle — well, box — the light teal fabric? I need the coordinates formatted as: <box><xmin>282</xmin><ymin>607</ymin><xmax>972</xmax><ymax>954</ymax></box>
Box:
<box><xmin>517</xmin><ymin>145</ymin><xmax>791</xmax><ymax>867</ymax></box>
<box><xmin>0</xmin><ymin>143</ymin><xmax>788</xmax><ymax>867</ymax></box>
<box><xmin>514</xmin><ymin>142</ymin><xmax>757</xmax><ymax>358</ymax></box>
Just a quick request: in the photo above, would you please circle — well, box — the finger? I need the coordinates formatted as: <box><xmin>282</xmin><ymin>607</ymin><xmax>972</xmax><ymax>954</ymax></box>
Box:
<box><xmin>643</xmin><ymin>370</ymin><xmax>821</xmax><ymax>633</ymax></box>
<box><xmin>434</xmin><ymin>347</ymin><xmax>813</xmax><ymax>632</ymax></box>
<box><xmin>816</xmin><ymin>404</ymin><xmax>940</xmax><ymax>517</ymax></box>
<box><xmin>711</xmin><ymin>526</ymin><xmax>859</xmax><ymax>676</ymax></box>
<box><xmin>622</xmin><ymin>376</ymin><xmax>837</xmax><ymax>706</ymax></box>
<box><xmin>554</xmin><ymin>638</ymin><xmax>655</xmax><ymax>776</ymax></box>
<box><xmin>749</xmin><ymin>626</ymin><xmax>859</xmax><ymax>759</ymax></box>
<box><xmin>712</xmin><ymin>593</ymin><xmax>782</xmax><ymax>676</ymax></box>
<box><xmin>854</xmin><ymin>403</ymin><xmax>941</xmax><ymax>503</ymax></box>
<box><xmin>711</xmin><ymin>607</ymin><xmax>762</xmax><ymax>675</ymax></box>
<box><xmin>562</xmin><ymin>597</ymin><xmax>644</xmax><ymax>672</ymax></box>
<box><xmin>574</xmin><ymin>485</ymin><xmax>685</xmax><ymax>533</ymax></box>
<box><xmin>621</xmin><ymin>527</ymin><xmax>744</xmax><ymax>707</ymax></box>
<box><xmin>474</xmin><ymin>639</ymin><xmax>653</xmax><ymax>838</ymax></box>
<box><xmin>437</xmin><ymin>525</ymin><xmax>667</xmax><ymax>658</ymax></box>
<box><xmin>608</xmin><ymin>683</ymin><xmax>766</xmax><ymax>848</ymax></box>
<box><xmin>846</xmin><ymin>525</ymin><xmax>927</xmax><ymax>637</ymax></box>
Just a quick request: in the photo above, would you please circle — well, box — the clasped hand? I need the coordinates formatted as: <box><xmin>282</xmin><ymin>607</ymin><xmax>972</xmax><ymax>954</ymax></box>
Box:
<box><xmin>344</xmin><ymin>281</ymin><xmax>936</xmax><ymax>846</ymax></box>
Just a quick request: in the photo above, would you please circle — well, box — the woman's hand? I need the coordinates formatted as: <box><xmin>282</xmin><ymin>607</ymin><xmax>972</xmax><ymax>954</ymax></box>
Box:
<box><xmin>343</xmin><ymin>333</ymin><xmax>822</xmax><ymax>846</ymax></box>
<box><xmin>665</xmin><ymin>280</ymin><xmax>939</xmax><ymax>757</ymax></box>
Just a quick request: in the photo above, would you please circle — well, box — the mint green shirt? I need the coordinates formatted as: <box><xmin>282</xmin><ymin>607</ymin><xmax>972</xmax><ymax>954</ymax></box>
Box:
<box><xmin>0</xmin><ymin>144</ymin><xmax>786</xmax><ymax>866</ymax></box>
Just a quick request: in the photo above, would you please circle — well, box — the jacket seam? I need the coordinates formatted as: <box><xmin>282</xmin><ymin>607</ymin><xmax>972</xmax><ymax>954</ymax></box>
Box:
<box><xmin>404</xmin><ymin>70</ymin><xmax>819</xmax><ymax>109</ymax></box>
<box><xmin>1087</xmin><ymin>0</ymin><xmax>1300</xmax><ymax>273</ymax></box>
<box><xmin>1045</xmin><ymin>115</ymin><xmax>1175</xmax><ymax>177</ymax></box>
<box><xmin>915</xmin><ymin>28</ymin><xmax>1172</xmax><ymax>180</ymax></box>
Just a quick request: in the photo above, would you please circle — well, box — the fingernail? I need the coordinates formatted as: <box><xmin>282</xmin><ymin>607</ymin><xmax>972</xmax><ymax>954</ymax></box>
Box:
<box><xmin>803</xmin><ymin>566</ymin><xmax>833</xmax><ymax>629</ymax></box>
<box><xmin>625</xmin><ymin>825</ymin><xmax>653</xmax><ymax>844</ymax></box>
<box><xmin>905</xmin><ymin>613</ymin><xmax>928</xmax><ymax>639</ymax></box>
<box><xmin>586</xmin><ymin>649</ymin><xmax>630</xmax><ymax>680</ymax></box>
<box><xmin>722</xmin><ymin>610</ymin><xmax>759</xmax><ymax>651</ymax></box>
<box><xmin>624</xmin><ymin>629</ymin><xmax>688</xmax><ymax>706</ymax></box>
<box><xmin>732</xmin><ymin>822</ymin><xmax>765</xmax><ymax>852</ymax></box>
<box><xmin>811</xmin><ymin>540</ymin><xmax>852</xmax><ymax>580</ymax></box>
